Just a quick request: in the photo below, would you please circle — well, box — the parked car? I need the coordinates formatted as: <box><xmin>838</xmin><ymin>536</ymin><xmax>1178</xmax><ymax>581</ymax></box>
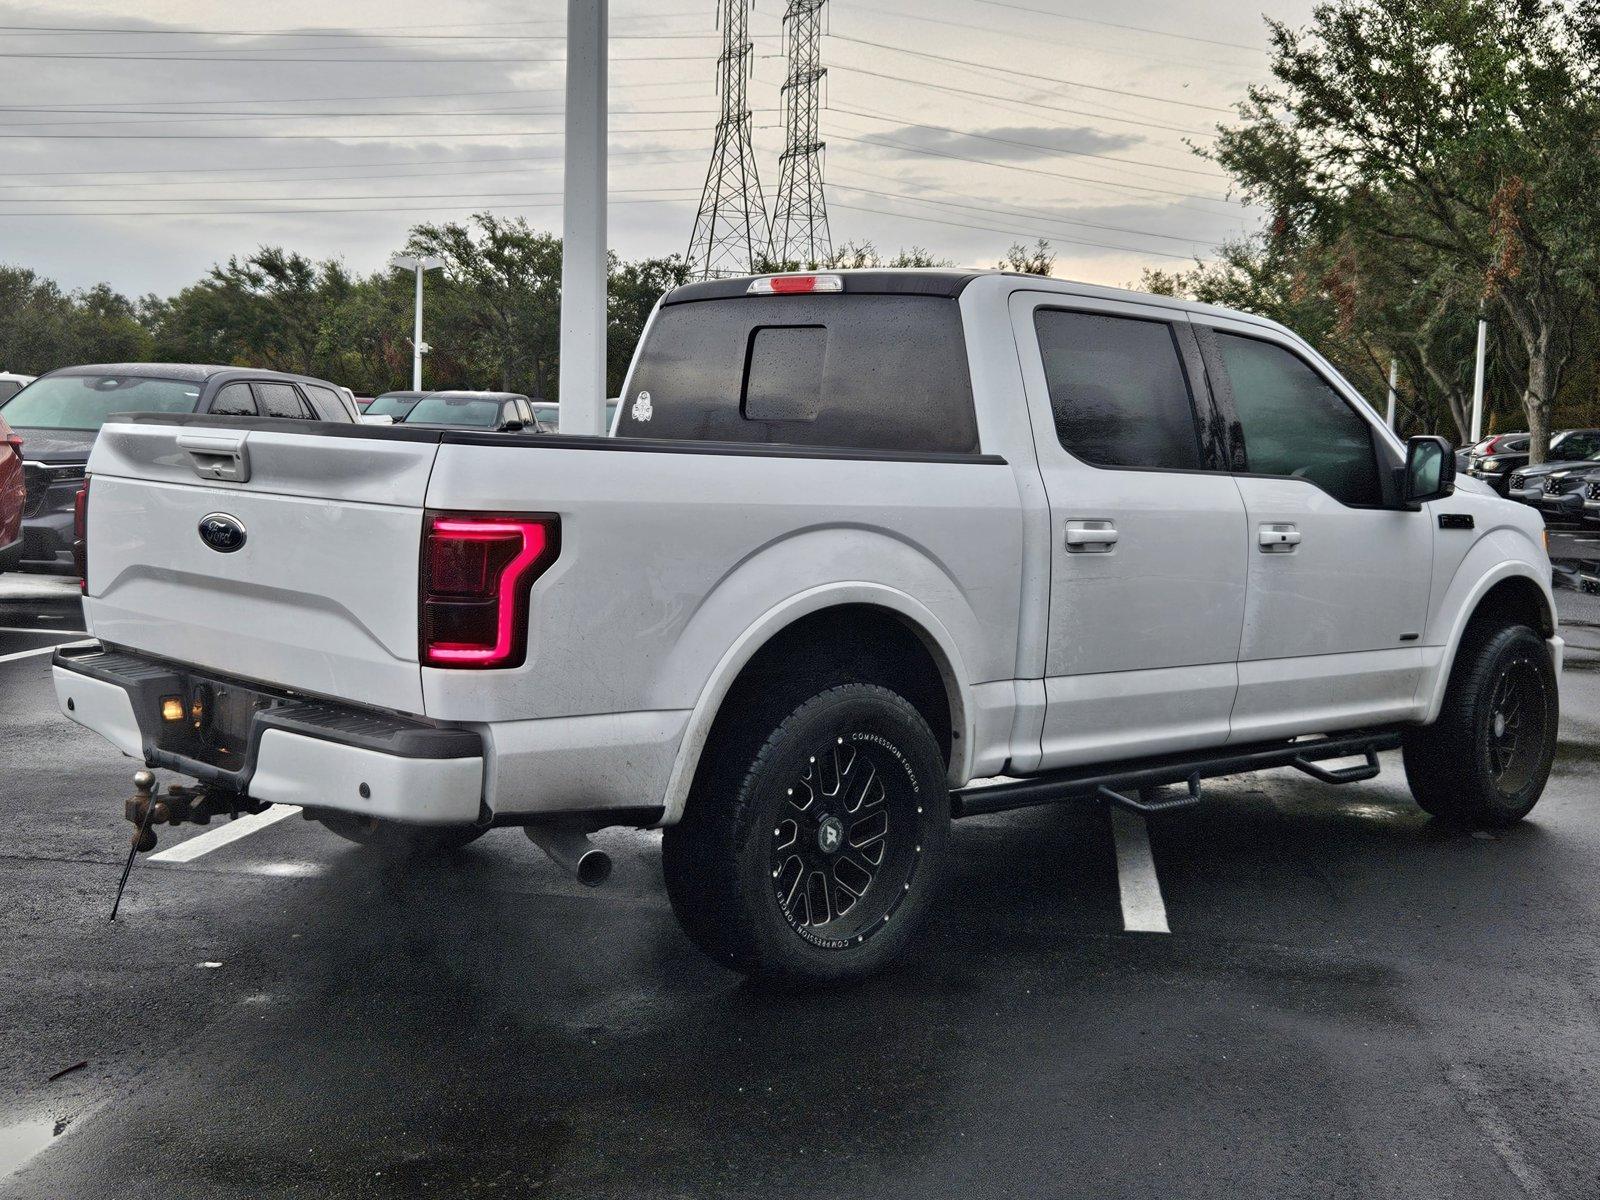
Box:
<box><xmin>363</xmin><ymin>390</ymin><xmax>429</xmax><ymax>421</ymax></box>
<box><xmin>54</xmin><ymin>270</ymin><xmax>1561</xmax><ymax>983</ymax></box>
<box><xmin>1470</xmin><ymin>429</ymin><xmax>1600</xmax><ymax>495</ymax></box>
<box><xmin>1506</xmin><ymin>446</ymin><xmax>1600</xmax><ymax>511</ymax></box>
<box><xmin>1528</xmin><ymin>465</ymin><xmax>1600</xmax><ymax>522</ymax></box>
<box><xmin>0</xmin><ymin>364</ymin><xmax>357</xmax><ymax>575</ymax></box>
<box><xmin>1582</xmin><ymin>469</ymin><xmax>1600</xmax><ymax>525</ymax></box>
<box><xmin>0</xmin><ymin>371</ymin><xmax>35</xmax><ymax>404</ymax></box>
<box><xmin>0</xmin><ymin>415</ymin><xmax>23</xmax><ymax>573</ymax></box>
<box><xmin>1464</xmin><ymin>432</ymin><xmax>1532</xmax><ymax>493</ymax></box>
<box><xmin>396</xmin><ymin>390</ymin><xmax>536</xmax><ymax>432</ymax></box>
<box><xmin>528</xmin><ymin>401</ymin><xmax>621</xmax><ymax>433</ymax></box>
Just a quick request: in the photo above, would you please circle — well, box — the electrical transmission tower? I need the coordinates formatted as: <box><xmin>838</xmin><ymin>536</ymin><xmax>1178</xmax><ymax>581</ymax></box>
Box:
<box><xmin>687</xmin><ymin>0</ymin><xmax>769</xmax><ymax>279</ymax></box>
<box><xmin>770</xmin><ymin>0</ymin><xmax>831</xmax><ymax>267</ymax></box>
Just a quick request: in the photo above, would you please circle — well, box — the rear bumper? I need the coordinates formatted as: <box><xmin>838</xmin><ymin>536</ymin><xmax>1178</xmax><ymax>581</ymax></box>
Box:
<box><xmin>52</xmin><ymin>644</ymin><xmax>484</xmax><ymax>825</ymax></box>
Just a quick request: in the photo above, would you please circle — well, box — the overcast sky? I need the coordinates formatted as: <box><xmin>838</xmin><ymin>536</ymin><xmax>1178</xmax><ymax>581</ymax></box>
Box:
<box><xmin>0</xmin><ymin>0</ymin><xmax>1318</xmax><ymax>297</ymax></box>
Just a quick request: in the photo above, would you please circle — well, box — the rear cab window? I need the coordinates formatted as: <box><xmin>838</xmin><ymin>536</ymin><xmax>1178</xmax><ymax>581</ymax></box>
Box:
<box><xmin>617</xmin><ymin>289</ymin><xmax>979</xmax><ymax>454</ymax></box>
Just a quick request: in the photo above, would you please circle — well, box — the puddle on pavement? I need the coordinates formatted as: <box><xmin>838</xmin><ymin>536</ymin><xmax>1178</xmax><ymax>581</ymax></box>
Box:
<box><xmin>0</xmin><ymin>1116</ymin><xmax>67</xmax><ymax>1181</ymax></box>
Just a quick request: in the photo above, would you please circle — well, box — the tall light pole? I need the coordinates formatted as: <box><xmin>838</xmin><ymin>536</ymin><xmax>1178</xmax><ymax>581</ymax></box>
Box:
<box><xmin>1470</xmin><ymin>304</ymin><xmax>1489</xmax><ymax>443</ymax></box>
<box><xmin>559</xmin><ymin>0</ymin><xmax>607</xmax><ymax>435</ymax></box>
<box><xmin>1385</xmin><ymin>358</ymin><xmax>1398</xmax><ymax>430</ymax></box>
<box><xmin>390</xmin><ymin>253</ymin><xmax>442</xmax><ymax>391</ymax></box>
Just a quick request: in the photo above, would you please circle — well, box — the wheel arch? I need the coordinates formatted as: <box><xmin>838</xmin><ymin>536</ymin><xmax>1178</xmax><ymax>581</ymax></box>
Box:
<box><xmin>656</xmin><ymin>584</ymin><xmax>974</xmax><ymax>825</ymax></box>
<box><xmin>1422</xmin><ymin>561</ymin><xmax>1558</xmax><ymax>724</ymax></box>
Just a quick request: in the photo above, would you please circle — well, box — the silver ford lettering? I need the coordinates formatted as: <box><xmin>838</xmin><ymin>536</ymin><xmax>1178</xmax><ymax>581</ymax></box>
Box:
<box><xmin>198</xmin><ymin>513</ymin><xmax>247</xmax><ymax>554</ymax></box>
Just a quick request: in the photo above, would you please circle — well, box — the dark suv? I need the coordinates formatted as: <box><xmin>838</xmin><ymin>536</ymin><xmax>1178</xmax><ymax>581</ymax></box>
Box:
<box><xmin>0</xmin><ymin>363</ymin><xmax>357</xmax><ymax>575</ymax></box>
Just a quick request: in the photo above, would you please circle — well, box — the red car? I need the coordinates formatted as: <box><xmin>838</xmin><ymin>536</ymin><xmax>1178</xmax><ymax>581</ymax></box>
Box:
<box><xmin>0</xmin><ymin>414</ymin><xmax>23</xmax><ymax>572</ymax></box>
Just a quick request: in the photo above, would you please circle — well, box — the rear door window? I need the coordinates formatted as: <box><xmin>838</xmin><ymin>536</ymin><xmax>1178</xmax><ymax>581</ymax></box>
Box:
<box><xmin>254</xmin><ymin>382</ymin><xmax>314</xmax><ymax>420</ymax></box>
<box><xmin>208</xmin><ymin>383</ymin><xmax>257</xmax><ymax>416</ymax></box>
<box><xmin>618</xmin><ymin>294</ymin><xmax>978</xmax><ymax>454</ymax></box>
<box><xmin>1034</xmin><ymin>310</ymin><xmax>1202</xmax><ymax>470</ymax></box>
<box><xmin>301</xmin><ymin>384</ymin><xmax>349</xmax><ymax>422</ymax></box>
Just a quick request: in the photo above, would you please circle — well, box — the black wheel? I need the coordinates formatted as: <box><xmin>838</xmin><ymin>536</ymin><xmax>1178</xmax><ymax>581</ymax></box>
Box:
<box><xmin>663</xmin><ymin>682</ymin><xmax>950</xmax><ymax>984</ymax></box>
<box><xmin>312</xmin><ymin>814</ymin><xmax>487</xmax><ymax>855</ymax></box>
<box><xmin>1403</xmin><ymin>623</ymin><xmax>1558</xmax><ymax>827</ymax></box>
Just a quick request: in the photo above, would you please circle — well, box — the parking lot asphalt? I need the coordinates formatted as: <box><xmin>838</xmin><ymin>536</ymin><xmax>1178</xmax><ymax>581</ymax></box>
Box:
<box><xmin>2</xmin><ymin>562</ymin><xmax>1599</xmax><ymax>1200</ymax></box>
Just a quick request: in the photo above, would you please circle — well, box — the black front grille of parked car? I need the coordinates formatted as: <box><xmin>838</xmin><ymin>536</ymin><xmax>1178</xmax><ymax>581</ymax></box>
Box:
<box><xmin>1545</xmin><ymin>477</ymin><xmax>1562</xmax><ymax>494</ymax></box>
<box><xmin>1509</xmin><ymin>473</ymin><xmax>1526</xmax><ymax>490</ymax></box>
<box><xmin>1587</xmin><ymin>481</ymin><xmax>1600</xmax><ymax>500</ymax></box>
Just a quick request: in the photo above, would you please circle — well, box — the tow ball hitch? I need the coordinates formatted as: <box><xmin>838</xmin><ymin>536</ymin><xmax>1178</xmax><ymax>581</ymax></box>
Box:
<box><xmin>111</xmin><ymin>770</ymin><xmax>268</xmax><ymax>920</ymax></box>
<box><xmin>123</xmin><ymin>769</ymin><xmax>266</xmax><ymax>854</ymax></box>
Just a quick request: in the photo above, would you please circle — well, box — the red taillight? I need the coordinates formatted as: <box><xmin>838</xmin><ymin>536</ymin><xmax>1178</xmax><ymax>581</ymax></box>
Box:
<box><xmin>73</xmin><ymin>476</ymin><xmax>90</xmax><ymax>593</ymax></box>
<box><xmin>420</xmin><ymin>511</ymin><xmax>559</xmax><ymax>669</ymax></box>
<box><xmin>3</xmin><ymin>432</ymin><xmax>20</xmax><ymax>460</ymax></box>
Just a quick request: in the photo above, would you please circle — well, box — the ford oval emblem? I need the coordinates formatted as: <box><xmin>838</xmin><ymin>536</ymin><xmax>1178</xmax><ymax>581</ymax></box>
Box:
<box><xmin>198</xmin><ymin>512</ymin><xmax>247</xmax><ymax>554</ymax></box>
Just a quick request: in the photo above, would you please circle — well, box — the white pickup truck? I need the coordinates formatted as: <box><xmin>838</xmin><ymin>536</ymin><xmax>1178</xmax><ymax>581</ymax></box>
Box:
<box><xmin>55</xmin><ymin>270</ymin><xmax>1562</xmax><ymax>982</ymax></box>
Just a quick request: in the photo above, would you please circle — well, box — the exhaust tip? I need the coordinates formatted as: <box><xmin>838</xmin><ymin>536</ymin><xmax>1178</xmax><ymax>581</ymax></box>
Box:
<box><xmin>575</xmin><ymin>850</ymin><xmax>612</xmax><ymax>888</ymax></box>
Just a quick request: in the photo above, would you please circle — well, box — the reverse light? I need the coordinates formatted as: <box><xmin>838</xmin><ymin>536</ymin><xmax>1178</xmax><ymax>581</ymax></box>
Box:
<box><xmin>746</xmin><ymin>273</ymin><xmax>843</xmax><ymax>295</ymax></box>
<box><xmin>420</xmin><ymin>512</ymin><xmax>559</xmax><ymax>669</ymax></box>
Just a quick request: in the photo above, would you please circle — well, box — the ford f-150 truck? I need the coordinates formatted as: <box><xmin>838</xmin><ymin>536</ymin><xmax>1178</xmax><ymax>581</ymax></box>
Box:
<box><xmin>54</xmin><ymin>270</ymin><xmax>1562</xmax><ymax>983</ymax></box>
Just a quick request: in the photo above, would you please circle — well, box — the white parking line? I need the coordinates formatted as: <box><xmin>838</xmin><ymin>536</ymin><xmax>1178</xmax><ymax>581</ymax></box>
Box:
<box><xmin>147</xmin><ymin>805</ymin><xmax>303</xmax><ymax>864</ymax></box>
<box><xmin>0</xmin><ymin>639</ymin><xmax>93</xmax><ymax>666</ymax></box>
<box><xmin>1110</xmin><ymin>807</ymin><xmax>1170</xmax><ymax>934</ymax></box>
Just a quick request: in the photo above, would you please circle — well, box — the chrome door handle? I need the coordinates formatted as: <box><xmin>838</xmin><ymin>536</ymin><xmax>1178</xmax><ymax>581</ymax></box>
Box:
<box><xmin>1065</xmin><ymin>520</ymin><xmax>1118</xmax><ymax>552</ymax></box>
<box><xmin>1259</xmin><ymin>523</ymin><xmax>1301</xmax><ymax>551</ymax></box>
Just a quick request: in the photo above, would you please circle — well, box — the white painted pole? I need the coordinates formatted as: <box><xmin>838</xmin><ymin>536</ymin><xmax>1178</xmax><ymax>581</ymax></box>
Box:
<box><xmin>559</xmin><ymin>0</ymin><xmax>608</xmax><ymax>436</ymax></box>
<box><xmin>1470</xmin><ymin>312</ymin><xmax>1488</xmax><ymax>443</ymax></box>
<box><xmin>1385</xmin><ymin>358</ymin><xmax>1397</xmax><ymax>430</ymax></box>
<box><xmin>412</xmin><ymin>265</ymin><xmax>424</xmax><ymax>391</ymax></box>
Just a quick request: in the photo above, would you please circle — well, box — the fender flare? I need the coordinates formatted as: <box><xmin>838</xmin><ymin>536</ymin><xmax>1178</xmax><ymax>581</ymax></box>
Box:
<box><xmin>1419</xmin><ymin>559</ymin><xmax>1557</xmax><ymax>724</ymax></box>
<box><xmin>655</xmin><ymin>581</ymin><xmax>975</xmax><ymax>825</ymax></box>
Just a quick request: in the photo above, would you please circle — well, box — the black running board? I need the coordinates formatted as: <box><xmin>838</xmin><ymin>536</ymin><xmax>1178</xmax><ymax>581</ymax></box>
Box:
<box><xmin>951</xmin><ymin>728</ymin><xmax>1404</xmax><ymax>819</ymax></box>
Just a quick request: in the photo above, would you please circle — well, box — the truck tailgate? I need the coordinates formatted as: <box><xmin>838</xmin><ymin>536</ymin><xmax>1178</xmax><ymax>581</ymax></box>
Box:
<box><xmin>84</xmin><ymin>420</ymin><xmax>438</xmax><ymax>713</ymax></box>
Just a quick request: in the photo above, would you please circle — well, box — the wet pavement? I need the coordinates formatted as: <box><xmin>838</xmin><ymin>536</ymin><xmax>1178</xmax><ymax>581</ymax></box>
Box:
<box><xmin>2</xmin><ymin>568</ymin><xmax>1599</xmax><ymax>1199</ymax></box>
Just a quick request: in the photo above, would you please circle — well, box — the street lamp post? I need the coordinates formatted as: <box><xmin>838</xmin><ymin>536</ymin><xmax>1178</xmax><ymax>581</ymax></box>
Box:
<box><xmin>1470</xmin><ymin>305</ymin><xmax>1489</xmax><ymax>444</ymax></box>
<box><xmin>559</xmin><ymin>0</ymin><xmax>608</xmax><ymax>436</ymax></box>
<box><xmin>390</xmin><ymin>253</ymin><xmax>443</xmax><ymax>391</ymax></box>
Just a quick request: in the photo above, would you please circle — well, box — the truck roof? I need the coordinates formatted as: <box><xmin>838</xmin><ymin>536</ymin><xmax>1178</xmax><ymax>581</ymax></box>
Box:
<box><xmin>659</xmin><ymin>268</ymin><xmax>1289</xmax><ymax>337</ymax></box>
<box><xmin>41</xmin><ymin>362</ymin><xmax>341</xmax><ymax>388</ymax></box>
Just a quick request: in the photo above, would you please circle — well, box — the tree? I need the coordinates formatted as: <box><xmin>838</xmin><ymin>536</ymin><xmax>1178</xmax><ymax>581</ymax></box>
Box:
<box><xmin>998</xmin><ymin>239</ymin><xmax>1056</xmax><ymax>276</ymax></box>
<box><xmin>1210</xmin><ymin>0</ymin><xmax>1600</xmax><ymax>462</ymax></box>
<box><xmin>608</xmin><ymin>253</ymin><xmax>690</xmax><ymax>395</ymax></box>
<box><xmin>407</xmin><ymin>214</ymin><xmax>563</xmax><ymax>397</ymax></box>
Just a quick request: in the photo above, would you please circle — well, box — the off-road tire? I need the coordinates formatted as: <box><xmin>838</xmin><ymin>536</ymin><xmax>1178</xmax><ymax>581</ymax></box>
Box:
<box><xmin>663</xmin><ymin>682</ymin><xmax>950</xmax><ymax>984</ymax></box>
<box><xmin>313</xmin><ymin>814</ymin><xmax>488</xmax><ymax>855</ymax></box>
<box><xmin>1402</xmin><ymin>622</ymin><xmax>1558</xmax><ymax>827</ymax></box>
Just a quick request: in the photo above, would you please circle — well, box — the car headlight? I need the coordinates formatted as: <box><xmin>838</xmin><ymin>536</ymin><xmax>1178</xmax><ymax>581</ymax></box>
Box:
<box><xmin>1481</xmin><ymin>457</ymin><xmax>1503</xmax><ymax>470</ymax></box>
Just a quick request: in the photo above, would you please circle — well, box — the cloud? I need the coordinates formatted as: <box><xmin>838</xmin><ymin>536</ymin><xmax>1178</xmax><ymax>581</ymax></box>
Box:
<box><xmin>853</xmin><ymin>123</ymin><xmax>1142</xmax><ymax>163</ymax></box>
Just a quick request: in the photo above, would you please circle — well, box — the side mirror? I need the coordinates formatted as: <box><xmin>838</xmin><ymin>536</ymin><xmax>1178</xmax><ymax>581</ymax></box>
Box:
<box><xmin>1403</xmin><ymin>435</ymin><xmax>1455</xmax><ymax>506</ymax></box>
<box><xmin>500</xmin><ymin>418</ymin><xmax>525</xmax><ymax>433</ymax></box>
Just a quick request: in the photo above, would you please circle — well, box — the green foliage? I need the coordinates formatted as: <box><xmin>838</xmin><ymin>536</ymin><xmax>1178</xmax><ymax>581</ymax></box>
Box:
<box><xmin>1196</xmin><ymin>0</ymin><xmax>1600</xmax><ymax>457</ymax></box>
<box><xmin>0</xmin><ymin>266</ymin><xmax>152</xmax><ymax>373</ymax></box>
<box><xmin>998</xmin><ymin>239</ymin><xmax>1056</xmax><ymax>276</ymax></box>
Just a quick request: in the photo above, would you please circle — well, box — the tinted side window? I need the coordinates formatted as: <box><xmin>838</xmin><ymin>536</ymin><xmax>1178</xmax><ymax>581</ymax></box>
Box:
<box><xmin>1034</xmin><ymin>310</ymin><xmax>1201</xmax><ymax>470</ymax></box>
<box><xmin>209</xmin><ymin>382</ymin><xmax>257</xmax><ymax>416</ymax></box>
<box><xmin>1556</xmin><ymin>432</ymin><xmax>1600</xmax><ymax>459</ymax></box>
<box><xmin>0</xmin><ymin>381</ymin><xmax>21</xmax><ymax>403</ymax></box>
<box><xmin>255</xmin><ymin>382</ymin><xmax>313</xmax><ymax>420</ymax></box>
<box><xmin>1216</xmin><ymin>333</ymin><xmax>1381</xmax><ymax>506</ymax></box>
<box><xmin>302</xmin><ymin>383</ymin><xmax>348</xmax><ymax>422</ymax></box>
<box><xmin>618</xmin><ymin>294</ymin><xmax>978</xmax><ymax>454</ymax></box>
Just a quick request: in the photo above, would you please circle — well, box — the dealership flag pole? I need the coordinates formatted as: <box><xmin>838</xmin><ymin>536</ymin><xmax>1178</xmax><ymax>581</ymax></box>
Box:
<box><xmin>559</xmin><ymin>0</ymin><xmax>608</xmax><ymax>435</ymax></box>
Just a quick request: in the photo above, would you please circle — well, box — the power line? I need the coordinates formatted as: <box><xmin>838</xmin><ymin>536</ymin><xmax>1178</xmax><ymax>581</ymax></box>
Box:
<box><xmin>0</xmin><ymin>185</ymin><xmax>700</xmax><ymax>205</ymax></box>
<box><xmin>0</xmin><ymin>24</ymin><xmax>729</xmax><ymax>41</ymax></box>
<box><xmin>960</xmin><ymin>0</ymin><xmax>1264</xmax><ymax>54</ymax></box>
<box><xmin>0</xmin><ymin>196</ymin><xmax>700</xmax><ymax>219</ymax></box>
<box><xmin>831</xmin><ymin>176</ymin><xmax>1236</xmax><ymax>247</ymax></box>
<box><xmin>0</xmin><ymin>125</ymin><xmax>752</xmax><ymax>141</ymax></box>
<box><xmin>829</xmin><ymin>200</ymin><xmax>1201</xmax><ymax>260</ymax></box>
<box><xmin>828</xmin><ymin>105</ymin><xmax>1224</xmax><ymax>179</ymax></box>
<box><xmin>825</xmin><ymin>64</ymin><xmax>1214</xmax><ymax>137</ymax></box>
<box><xmin>0</xmin><ymin>51</ymin><xmax>712</xmax><ymax>64</ymax></box>
<box><xmin>826</xmin><ymin>130</ymin><xmax>1241</xmax><ymax>209</ymax></box>
<box><xmin>827</xmin><ymin>33</ymin><xmax>1237</xmax><ymax>114</ymax></box>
